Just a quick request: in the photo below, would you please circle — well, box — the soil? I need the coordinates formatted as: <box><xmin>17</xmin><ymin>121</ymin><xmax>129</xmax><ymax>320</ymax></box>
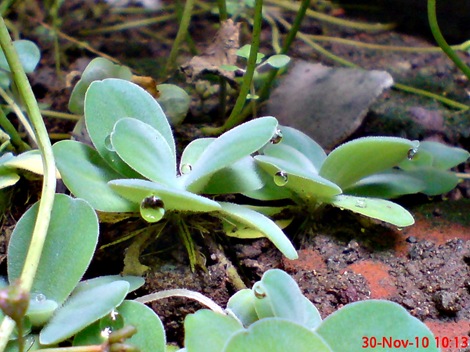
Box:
<box><xmin>2</xmin><ymin>1</ymin><xmax>470</xmax><ymax>351</ymax></box>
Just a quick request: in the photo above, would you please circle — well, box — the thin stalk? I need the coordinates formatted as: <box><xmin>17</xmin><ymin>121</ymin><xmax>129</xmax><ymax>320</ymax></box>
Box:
<box><xmin>164</xmin><ymin>0</ymin><xmax>195</xmax><ymax>76</ymax></box>
<box><xmin>217</xmin><ymin>0</ymin><xmax>228</xmax><ymax>21</ymax></box>
<box><xmin>0</xmin><ymin>15</ymin><xmax>56</xmax><ymax>349</ymax></box>
<box><xmin>0</xmin><ymin>107</ymin><xmax>29</xmax><ymax>152</ymax></box>
<box><xmin>136</xmin><ymin>288</ymin><xmax>226</xmax><ymax>315</ymax></box>
<box><xmin>217</xmin><ymin>0</ymin><xmax>228</xmax><ymax>118</ymax></box>
<box><xmin>41</xmin><ymin>109</ymin><xmax>80</xmax><ymax>121</ymax></box>
<box><xmin>202</xmin><ymin>0</ymin><xmax>263</xmax><ymax>135</ymax></box>
<box><xmin>427</xmin><ymin>0</ymin><xmax>470</xmax><ymax>80</ymax></box>
<box><xmin>0</xmin><ymin>87</ymin><xmax>37</xmax><ymax>145</ymax></box>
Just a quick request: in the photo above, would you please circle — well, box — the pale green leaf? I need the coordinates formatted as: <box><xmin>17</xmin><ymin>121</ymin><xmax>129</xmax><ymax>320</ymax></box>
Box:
<box><xmin>0</xmin><ymin>40</ymin><xmax>40</xmax><ymax>73</ymax></box>
<box><xmin>157</xmin><ymin>83</ymin><xmax>190</xmax><ymax>125</ymax></box>
<box><xmin>265</xmin><ymin>55</ymin><xmax>291</xmax><ymax>68</ymax></box>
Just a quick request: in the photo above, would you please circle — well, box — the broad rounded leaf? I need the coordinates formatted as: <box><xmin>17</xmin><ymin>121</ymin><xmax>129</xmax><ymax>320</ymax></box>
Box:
<box><xmin>319</xmin><ymin>137</ymin><xmax>417</xmax><ymax>189</ymax></box>
<box><xmin>420</xmin><ymin>141</ymin><xmax>469</xmax><ymax>170</ymax></box>
<box><xmin>184</xmin><ymin>117</ymin><xmax>278</xmax><ymax>193</ymax></box>
<box><xmin>157</xmin><ymin>83</ymin><xmax>190</xmax><ymax>125</ymax></box>
<box><xmin>184</xmin><ymin>310</ymin><xmax>243</xmax><ymax>352</ymax></box>
<box><xmin>180</xmin><ymin>138</ymin><xmax>215</xmax><ymax>175</ymax></box>
<box><xmin>265</xmin><ymin>54</ymin><xmax>291</xmax><ymax>68</ymax></box>
<box><xmin>8</xmin><ymin>194</ymin><xmax>99</xmax><ymax>306</ymax></box>
<box><xmin>85</xmin><ymin>79</ymin><xmax>175</xmax><ymax>175</ymax></box>
<box><xmin>224</xmin><ymin>318</ymin><xmax>332</xmax><ymax>352</ymax></box>
<box><xmin>0</xmin><ymin>40</ymin><xmax>40</xmax><ymax>73</ymax></box>
<box><xmin>69</xmin><ymin>58</ymin><xmax>132</xmax><ymax>114</ymax></box>
<box><xmin>109</xmin><ymin>178</ymin><xmax>221</xmax><ymax>213</ymax></box>
<box><xmin>3</xmin><ymin>150</ymin><xmax>61</xmax><ymax>178</ymax></box>
<box><xmin>110</xmin><ymin>118</ymin><xmax>176</xmax><ymax>185</ymax></box>
<box><xmin>405</xmin><ymin>168</ymin><xmax>460</xmax><ymax>196</ymax></box>
<box><xmin>0</xmin><ymin>173</ymin><xmax>19</xmax><ymax>189</ymax></box>
<box><xmin>330</xmin><ymin>194</ymin><xmax>414</xmax><ymax>227</ymax></box>
<box><xmin>74</xmin><ymin>275</ymin><xmax>145</xmax><ymax>295</ymax></box>
<box><xmin>227</xmin><ymin>289</ymin><xmax>259</xmax><ymax>326</ymax></box>
<box><xmin>40</xmin><ymin>281</ymin><xmax>129</xmax><ymax>345</ymax></box>
<box><xmin>317</xmin><ymin>300</ymin><xmax>438</xmax><ymax>352</ymax></box>
<box><xmin>218</xmin><ymin>202</ymin><xmax>298</xmax><ymax>260</ymax></box>
<box><xmin>262</xmin><ymin>143</ymin><xmax>317</xmax><ymax>174</ymax></box>
<box><xmin>53</xmin><ymin>140</ymin><xmax>137</xmax><ymax>212</ymax></box>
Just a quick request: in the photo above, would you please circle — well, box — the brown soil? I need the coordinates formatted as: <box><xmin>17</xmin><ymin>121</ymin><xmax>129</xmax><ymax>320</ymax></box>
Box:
<box><xmin>2</xmin><ymin>1</ymin><xmax>470</xmax><ymax>350</ymax></box>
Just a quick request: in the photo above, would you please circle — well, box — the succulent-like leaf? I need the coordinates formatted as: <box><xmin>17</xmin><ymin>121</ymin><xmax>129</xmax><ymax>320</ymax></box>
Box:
<box><xmin>0</xmin><ymin>40</ymin><xmax>40</xmax><ymax>74</ymax></box>
<box><xmin>319</xmin><ymin>137</ymin><xmax>417</xmax><ymax>189</ymax></box>
<box><xmin>40</xmin><ymin>281</ymin><xmax>129</xmax><ymax>345</ymax></box>
<box><xmin>265</xmin><ymin>55</ymin><xmax>291</xmax><ymax>68</ymax></box>
<box><xmin>344</xmin><ymin>170</ymin><xmax>426</xmax><ymax>198</ymax></box>
<box><xmin>157</xmin><ymin>83</ymin><xmax>191</xmax><ymax>125</ymax></box>
<box><xmin>109</xmin><ymin>178</ymin><xmax>221</xmax><ymax>213</ymax></box>
<box><xmin>0</xmin><ymin>172</ymin><xmax>19</xmax><ymax>189</ymax></box>
<box><xmin>184</xmin><ymin>310</ymin><xmax>243</xmax><ymax>352</ymax></box>
<box><xmin>415</xmin><ymin>141</ymin><xmax>469</xmax><ymax>170</ymax></box>
<box><xmin>255</xmin><ymin>155</ymin><xmax>342</xmax><ymax>200</ymax></box>
<box><xmin>184</xmin><ymin>117</ymin><xmax>278</xmax><ymax>193</ymax></box>
<box><xmin>330</xmin><ymin>194</ymin><xmax>414</xmax><ymax>227</ymax></box>
<box><xmin>317</xmin><ymin>300</ymin><xmax>438</xmax><ymax>352</ymax></box>
<box><xmin>180</xmin><ymin>138</ymin><xmax>215</xmax><ymax>173</ymax></box>
<box><xmin>217</xmin><ymin>202</ymin><xmax>298</xmax><ymax>260</ymax></box>
<box><xmin>8</xmin><ymin>194</ymin><xmax>99</xmax><ymax>308</ymax></box>
<box><xmin>404</xmin><ymin>168</ymin><xmax>460</xmax><ymax>196</ymax></box>
<box><xmin>53</xmin><ymin>140</ymin><xmax>137</xmax><ymax>212</ymax></box>
<box><xmin>110</xmin><ymin>118</ymin><xmax>177</xmax><ymax>185</ymax></box>
<box><xmin>85</xmin><ymin>79</ymin><xmax>175</xmax><ymax>175</ymax></box>
<box><xmin>261</xmin><ymin>143</ymin><xmax>317</xmax><ymax>174</ymax></box>
<box><xmin>224</xmin><ymin>318</ymin><xmax>332</xmax><ymax>352</ymax></box>
<box><xmin>68</xmin><ymin>58</ymin><xmax>132</xmax><ymax>114</ymax></box>
<box><xmin>74</xmin><ymin>276</ymin><xmax>145</xmax><ymax>294</ymax></box>
<box><xmin>252</xmin><ymin>269</ymin><xmax>322</xmax><ymax>329</ymax></box>
<box><xmin>227</xmin><ymin>289</ymin><xmax>259</xmax><ymax>326</ymax></box>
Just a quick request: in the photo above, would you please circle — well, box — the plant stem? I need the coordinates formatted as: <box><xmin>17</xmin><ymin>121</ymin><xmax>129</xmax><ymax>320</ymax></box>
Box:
<box><xmin>0</xmin><ymin>107</ymin><xmax>29</xmax><ymax>152</ymax></box>
<box><xmin>217</xmin><ymin>0</ymin><xmax>227</xmax><ymax>21</ymax></box>
<box><xmin>202</xmin><ymin>0</ymin><xmax>264</xmax><ymax>135</ymax></box>
<box><xmin>164</xmin><ymin>0</ymin><xmax>195</xmax><ymax>76</ymax></box>
<box><xmin>427</xmin><ymin>0</ymin><xmax>470</xmax><ymax>80</ymax></box>
<box><xmin>136</xmin><ymin>288</ymin><xmax>226</xmax><ymax>315</ymax></box>
<box><xmin>0</xmin><ymin>15</ymin><xmax>57</xmax><ymax>349</ymax></box>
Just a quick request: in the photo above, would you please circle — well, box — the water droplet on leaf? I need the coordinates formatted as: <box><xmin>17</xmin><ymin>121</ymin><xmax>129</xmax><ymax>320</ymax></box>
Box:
<box><xmin>180</xmin><ymin>163</ymin><xmax>192</xmax><ymax>175</ymax></box>
<box><xmin>273</xmin><ymin>171</ymin><xmax>288</xmax><ymax>186</ymax></box>
<box><xmin>99</xmin><ymin>310</ymin><xmax>124</xmax><ymax>338</ymax></box>
<box><xmin>253</xmin><ymin>286</ymin><xmax>266</xmax><ymax>299</ymax></box>
<box><xmin>270</xmin><ymin>129</ymin><xmax>283</xmax><ymax>144</ymax></box>
<box><xmin>140</xmin><ymin>195</ymin><xmax>165</xmax><ymax>223</ymax></box>
<box><xmin>407</xmin><ymin>147</ymin><xmax>418</xmax><ymax>160</ymax></box>
<box><xmin>104</xmin><ymin>134</ymin><xmax>115</xmax><ymax>152</ymax></box>
<box><xmin>355</xmin><ymin>198</ymin><xmax>367</xmax><ymax>209</ymax></box>
<box><xmin>31</xmin><ymin>293</ymin><xmax>46</xmax><ymax>302</ymax></box>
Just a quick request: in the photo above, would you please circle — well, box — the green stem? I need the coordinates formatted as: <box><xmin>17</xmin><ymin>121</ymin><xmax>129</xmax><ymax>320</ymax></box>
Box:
<box><xmin>217</xmin><ymin>0</ymin><xmax>228</xmax><ymax>21</ymax></box>
<box><xmin>202</xmin><ymin>0</ymin><xmax>263</xmax><ymax>135</ymax></box>
<box><xmin>164</xmin><ymin>0</ymin><xmax>195</xmax><ymax>76</ymax></box>
<box><xmin>427</xmin><ymin>0</ymin><xmax>470</xmax><ymax>80</ymax></box>
<box><xmin>0</xmin><ymin>107</ymin><xmax>30</xmax><ymax>152</ymax></box>
<box><xmin>0</xmin><ymin>15</ymin><xmax>57</xmax><ymax>349</ymax></box>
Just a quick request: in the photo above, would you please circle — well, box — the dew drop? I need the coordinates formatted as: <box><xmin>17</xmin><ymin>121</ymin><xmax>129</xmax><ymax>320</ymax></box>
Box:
<box><xmin>140</xmin><ymin>195</ymin><xmax>165</xmax><ymax>223</ymax></box>
<box><xmin>270</xmin><ymin>129</ymin><xmax>283</xmax><ymax>144</ymax></box>
<box><xmin>104</xmin><ymin>134</ymin><xmax>115</xmax><ymax>152</ymax></box>
<box><xmin>32</xmin><ymin>293</ymin><xmax>46</xmax><ymax>302</ymax></box>
<box><xmin>253</xmin><ymin>286</ymin><xmax>266</xmax><ymax>299</ymax></box>
<box><xmin>99</xmin><ymin>310</ymin><xmax>124</xmax><ymax>338</ymax></box>
<box><xmin>355</xmin><ymin>198</ymin><xmax>367</xmax><ymax>209</ymax></box>
<box><xmin>407</xmin><ymin>148</ymin><xmax>418</xmax><ymax>160</ymax></box>
<box><xmin>273</xmin><ymin>171</ymin><xmax>288</xmax><ymax>186</ymax></box>
<box><xmin>180</xmin><ymin>163</ymin><xmax>192</xmax><ymax>175</ymax></box>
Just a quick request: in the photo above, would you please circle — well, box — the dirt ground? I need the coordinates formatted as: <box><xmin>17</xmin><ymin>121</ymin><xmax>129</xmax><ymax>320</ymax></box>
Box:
<box><xmin>2</xmin><ymin>0</ymin><xmax>470</xmax><ymax>350</ymax></box>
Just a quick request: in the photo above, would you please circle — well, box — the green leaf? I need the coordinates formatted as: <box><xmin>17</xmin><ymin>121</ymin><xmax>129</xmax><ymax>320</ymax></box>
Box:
<box><xmin>317</xmin><ymin>300</ymin><xmax>438</xmax><ymax>352</ymax></box>
<box><xmin>109</xmin><ymin>178</ymin><xmax>221</xmax><ymax>213</ymax></box>
<box><xmin>224</xmin><ymin>318</ymin><xmax>332</xmax><ymax>352</ymax></box>
<box><xmin>270</xmin><ymin>126</ymin><xmax>327</xmax><ymax>172</ymax></box>
<box><xmin>261</xmin><ymin>144</ymin><xmax>317</xmax><ymax>174</ymax></box>
<box><xmin>0</xmin><ymin>40</ymin><xmax>40</xmax><ymax>73</ymax></box>
<box><xmin>217</xmin><ymin>202</ymin><xmax>298</xmax><ymax>260</ymax></box>
<box><xmin>184</xmin><ymin>117</ymin><xmax>279</xmax><ymax>193</ymax></box>
<box><xmin>157</xmin><ymin>84</ymin><xmax>191</xmax><ymax>125</ymax></box>
<box><xmin>85</xmin><ymin>79</ymin><xmax>175</xmax><ymax>175</ymax></box>
<box><xmin>117</xmin><ymin>300</ymin><xmax>166</xmax><ymax>352</ymax></box>
<box><xmin>265</xmin><ymin>55</ymin><xmax>291</xmax><ymax>68</ymax></box>
<box><xmin>53</xmin><ymin>140</ymin><xmax>138</xmax><ymax>212</ymax></box>
<box><xmin>419</xmin><ymin>141</ymin><xmax>469</xmax><ymax>170</ymax></box>
<box><xmin>110</xmin><ymin>118</ymin><xmax>177</xmax><ymax>186</ymax></box>
<box><xmin>237</xmin><ymin>44</ymin><xmax>265</xmax><ymax>63</ymax></box>
<box><xmin>68</xmin><ymin>58</ymin><xmax>132</xmax><ymax>114</ymax></box>
<box><xmin>252</xmin><ymin>269</ymin><xmax>322</xmax><ymax>329</ymax></box>
<box><xmin>40</xmin><ymin>281</ymin><xmax>129</xmax><ymax>345</ymax></box>
<box><xmin>8</xmin><ymin>194</ymin><xmax>99</xmax><ymax>308</ymax></box>
<box><xmin>227</xmin><ymin>289</ymin><xmax>259</xmax><ymax>326</ymax></box>
<box><xmin>0</xmin><ymin>172</ymin><xmax>19</xmax><ymax>189</ymax></box>
<box><xmin>255</xmin><ymin>155</ymin><xmax>342</xmax><ymax>200</ymax></box>
<box><xmin>319</xmin><ymin>137</ymin><xmax>417</xmax><ymax>189</ymax></box>
<box><xmin>185</xmin><ymin>310</ymin><xmax>243</xmax><ymax>352</ymax></box>
<box><xmin>74</xmin><ymin>275</ymin><xmax>145</xmax><ymax>294</ymax></box>
<box><xmin>404</xmin><ymin>168</ymin><xmax>460</xmax><ymax>196</ymax></box>
<box><xmin>202</xmin><ymin>156</ymin><xmax>265</xmax><ymax>194</ymax></box>
<box><xmin>179</xmin><ymin>138</ymin><xmax>215</xmax><ymax>175</ymax></box>
<box><xmin>344</xmin><ymin>170</ymin><xmax>426</xmax><ymax>198</ymax></box>
<box><xmin>330</xmin><ymin>194</ymin><xmax>414</xmax><ymax>227</ymax></box>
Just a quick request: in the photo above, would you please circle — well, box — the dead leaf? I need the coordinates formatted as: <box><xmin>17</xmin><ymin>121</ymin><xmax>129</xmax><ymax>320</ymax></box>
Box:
<box><xmin>181</xmin><ymin>19</ymin><xmax>240</xmax><ymax>87</ymax></box>
<box><xmin>131</xmin><ymin>75</ymin><xmax>160</xmax><ymax>99</ymax></box>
